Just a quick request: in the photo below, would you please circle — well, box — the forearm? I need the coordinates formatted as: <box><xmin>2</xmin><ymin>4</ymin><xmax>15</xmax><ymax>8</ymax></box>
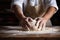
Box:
<box><xmin>42</xmin><ymin>6</ymin><xmax>57</xmax><ymax>20</ymax></box>
<box><xmin>12</xmin><ymin>5</ymin><xmax>26</xmax><ymax>20</ymax></box>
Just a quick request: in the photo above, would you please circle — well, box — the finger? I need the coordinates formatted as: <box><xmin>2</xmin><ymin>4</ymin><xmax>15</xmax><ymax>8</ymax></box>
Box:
<box><xmin>35</xmin><ymin>17</ymin><xmax>42</xmax><ymax>26</ymax></box>
<box><xmin>22</xmin><ymin>24</ymin><xmax>28</xmax><ymax>31</ymax></box>
<box><xmin>26</xmin><ymin>25</ymin><xmax>30</xmax><ymax>31</ymax></box>
<box><xmin>25</xmin><ymin>18</ymin><xmax>31</xmax><ymax>27</ymax></box>
<box><xmin>38</xmin><ymin>21</ymin><xmax>43</xmax><ymax>31</ymax></box>
<box><xmin>35</xmin><ymin>20</ymin><xmax>39</xmax><ymax>26</ymax></box>
<box><xmin>36</xmin><ymin>20</ymin><xmax>41</xmax><ymax>28</ymax></box>
<box><xmin>42</xmin><ymin>22</ymin><xmax>46</xmax><ymax>30</ymax></box>
<box><xmin>21</xmin><ymin>22</ymin><xmax>26</xmax><ymax>27</ymax></box>
<box><xmin>35</xmin><ymin>18</ymin><xmax>40</xmax><ymax>26</ymax></box>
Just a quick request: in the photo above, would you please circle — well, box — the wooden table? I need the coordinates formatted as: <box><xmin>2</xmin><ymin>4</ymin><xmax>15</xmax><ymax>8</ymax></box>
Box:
<box><xmin>0</xmin><ymin>26</ymin><xmax>60</xmax><ymax>40</ymax></box>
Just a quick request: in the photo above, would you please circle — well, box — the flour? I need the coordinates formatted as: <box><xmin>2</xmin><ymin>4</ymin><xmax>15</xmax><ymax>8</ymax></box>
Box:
<box><xmin>0</xmin><ymin>27</ymin><xmax>59</xmax><ymax>35</ymax></box>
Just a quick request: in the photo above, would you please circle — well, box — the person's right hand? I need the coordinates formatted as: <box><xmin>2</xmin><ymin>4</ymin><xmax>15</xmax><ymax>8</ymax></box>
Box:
<box><xmin>20</xmin><ymin>17</ymin><xmax>34</xmax><ymax>31</ymax></box>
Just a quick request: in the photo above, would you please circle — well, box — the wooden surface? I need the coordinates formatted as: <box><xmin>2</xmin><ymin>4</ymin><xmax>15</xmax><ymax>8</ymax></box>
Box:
<box><xmin>0</xmin><ymin>26</ymin><xmax>60</xmax><ymax>40</ymax></box>
<box><xmin>0</xmin><ymin>26</ymin><xmax>60</xmax><ymax>38</ymax></box>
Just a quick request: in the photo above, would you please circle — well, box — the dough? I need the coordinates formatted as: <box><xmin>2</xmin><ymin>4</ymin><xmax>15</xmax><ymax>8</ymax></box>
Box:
<box><xmin>22</xmin><ymin>19</ymin><xmax>37</xmax><ymax>31</ymax></box>
<box><xmin>21</xmin><ymin>18</ymin><xmax>58</xmax><ymax>31</ymax></box>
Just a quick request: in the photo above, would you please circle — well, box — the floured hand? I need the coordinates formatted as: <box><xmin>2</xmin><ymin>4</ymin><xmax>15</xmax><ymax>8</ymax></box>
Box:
<box><xmin>34</xmin><ymin>17</ymin><xmax>48</xmax><ymax>31</ymax></box>
<box><xmin>20</xmin><ymin>17</ymin><xmax>34</xmax><ymax>31</ymax></box>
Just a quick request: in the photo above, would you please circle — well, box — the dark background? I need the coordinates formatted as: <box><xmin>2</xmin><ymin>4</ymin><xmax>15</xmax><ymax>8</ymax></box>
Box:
<box><xmin>0</xmin><ymin>0</ymin><xmax>60</xmax><ymax>26</ymax></box>
<box><xmin>51</xmin><ymin>0</ymin><xmax>60</xmax><ymax>26</ymax></box>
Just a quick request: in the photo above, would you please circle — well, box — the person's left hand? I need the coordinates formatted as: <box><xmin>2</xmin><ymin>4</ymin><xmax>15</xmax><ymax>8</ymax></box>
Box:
<box><xmin>35</xmin><ymin>17</ymin><xmax>48</xmax><ymax>31</ymax></box>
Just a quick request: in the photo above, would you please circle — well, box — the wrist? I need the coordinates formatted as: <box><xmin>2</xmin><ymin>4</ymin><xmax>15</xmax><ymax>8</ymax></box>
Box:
<box><xmin>42</xmin><ymin>17</ymin><xmax>49</xmax><ymax>21</ymax></box>
<box><xmin>37</xmin><ymin>16</ymin><xmax>49</xmax><ymax>21</ymax></box>
<box><xmin>42</xmin><ymin>15</ymin><xmax>50</xmax><ymax>20</ymax></box>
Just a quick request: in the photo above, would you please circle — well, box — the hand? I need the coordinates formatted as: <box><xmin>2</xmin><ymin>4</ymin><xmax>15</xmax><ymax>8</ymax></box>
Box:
<box><xmin>35</xmin><ymin>17</ymin><xmax>48</xmax><ymax>31</ymax></box>
<box><xmin>20</xmin><ymin>17</ymin><xmax>34</xmax><ymax>31</ymax></box>
<box><xmin>25</xmin><ymin>17</ymin><xmax>37</xmax><ymax>31</ymax></box>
